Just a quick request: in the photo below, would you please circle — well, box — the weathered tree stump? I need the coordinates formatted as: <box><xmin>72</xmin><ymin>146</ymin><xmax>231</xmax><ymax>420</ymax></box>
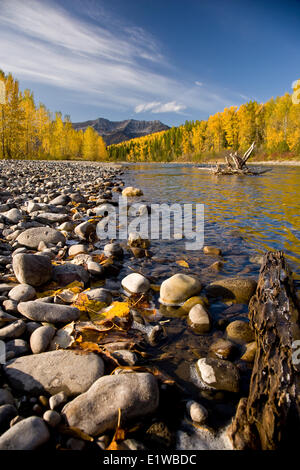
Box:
<box><xmin>228</xmin><ymin>251</ymin><xmax>300</xmax><ymax>449</ymax></box>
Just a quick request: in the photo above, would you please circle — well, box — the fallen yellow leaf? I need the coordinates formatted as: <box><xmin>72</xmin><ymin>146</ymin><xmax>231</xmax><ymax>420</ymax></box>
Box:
<box><xmin>176</xmin><ymin>260</ymin><xmax>189</xmax><ymax>268</ymax></box>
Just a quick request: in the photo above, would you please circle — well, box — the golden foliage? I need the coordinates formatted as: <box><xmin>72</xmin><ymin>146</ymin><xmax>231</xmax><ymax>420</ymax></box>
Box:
<box><xmin>176</xmin><ymin>259</ymin><xmax>189</xmax><ymax>268</ymax></box>
<box><xmin>0</xmin><ymin>71</ymin><xmax>107</xmax><ymax>160</ymax></box>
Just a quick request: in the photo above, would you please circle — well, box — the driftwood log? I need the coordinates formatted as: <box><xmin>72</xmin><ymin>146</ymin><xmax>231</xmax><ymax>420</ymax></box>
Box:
<box><xmin>228</xmin><ymin>251</ymin><xmax>300</xmax><ymax>450</ymax></box>
<box><xmin>211</xmin><ymin>142</ymin><xmax>269</xmax><ymax>175</ymax></box>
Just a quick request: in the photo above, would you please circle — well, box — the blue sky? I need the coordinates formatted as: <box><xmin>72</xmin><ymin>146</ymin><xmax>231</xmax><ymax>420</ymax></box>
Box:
<box><xmin>0</xmin><ymin>0</ymin><xmax>299</xmax><ymax>126</ymax></box>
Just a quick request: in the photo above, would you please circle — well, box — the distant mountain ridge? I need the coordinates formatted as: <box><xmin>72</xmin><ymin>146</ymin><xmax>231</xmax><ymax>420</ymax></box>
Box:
<box><xmin>72</xmin><ymin>117</ymin><xmax>170</xmax><ymax>145</ymax></box>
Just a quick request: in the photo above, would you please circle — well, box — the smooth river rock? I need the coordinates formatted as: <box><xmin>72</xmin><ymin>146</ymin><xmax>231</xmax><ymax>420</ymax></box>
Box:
<box><xmin>240</xmin><ymin>341</ymin><xmax>257</xmax><ymax>362</ymax></box>
<box><xmin>4</xmin><ymin>350</ymin><xmax>105</xmax><ymax>397</ymax></box>
<box><xmin>0</xmin><ymin>320</ymin><xmax>26</xmax><ymax>340</ymax></box>
<box><xmin>52</xmin><ymin>263</ymin><xmax>89</xmax><ymax>286</ymax></box>
<box><xmin>226</xmin><ymin>320</ymin><xmax>255</xmax><ymax>343</ymax></box>
<box><xmin>30</xmin><ymin>325</ymin><xmax>56</xmax><ymax>353</ymax></box>
<box><xmin>86</xmin><ymin>288</ymin><xmax>112</xmax><ymax>305</ymax></box>
<box><xmin>18</xmin><ymin>301</ymin><xmax>80</xmax><ymax>323</ymax></box>
<box><xmin>206</xmin><ymin>277</ymin><xmax>257</xmax><ymax>304</ymax></box>
<box><xmin>13</xmin><ymin>253</ymin><xmax>52</xmax><ymax>287</ymax></box>
<box><xmin>203</xmin><ymin>246</ymin><xmax>222</xmax><ymax>256</ymax></box>
<box><xmin>17</xmin><ymin>227</ymin><xmax>65</xmax><ymax>249</ymax></box>
<box><xmin>188</xmin><ymin>303</ymin><xmax>211</xmax><ymax>333</ymax></box>
<box><xmin>186</xmin><ymin>400</ymin><xmax>208</xmax><ymax>424</ymax></box>
<box><xmin>0</xmin><ymin>416</ymin><xmax>50</xmax><ymax>450</ymax></box>
<box><xmin>121</xmin><ymin>273</ymin><xmax>150</xmax><ymax>295</ymax></box>
<box><xmin>209</xmin><ymin>338</ymin><xmax>237</xmax><ymax>360</ymax></box>
<box><xmin>196</xmin><ymin>357</ymin><xmax>240</xmax><ymax>393</ymax></box>
<box><xmin>122</xmin><ymin>187</ymin><xmax>143</xmax><ymax>197</ymax></box>
<box><xmin>159</xmin><ymin>274</ymin><xmax>202</xmax><ymax>306</ymax></box>
<box><xmin>8</xmin><ymin>283</ymin><xmax>36</xmax><ymax>302</ymax></box>
<box><xmin>62</xmin><ymin>372</ymin><xmax>159</xmax><ymax>435</ymax></box>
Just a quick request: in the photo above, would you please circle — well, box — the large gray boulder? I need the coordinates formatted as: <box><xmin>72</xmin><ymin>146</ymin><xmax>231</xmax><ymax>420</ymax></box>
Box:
<box><xmin>62</xmin><ymin>372</ymin><xmax>159</xmax><ymax>435</ymax></box>
<box><xmin>4</xmin><ymin>350</ymin><xmax>105</xmax><ymax>396</ymax></box>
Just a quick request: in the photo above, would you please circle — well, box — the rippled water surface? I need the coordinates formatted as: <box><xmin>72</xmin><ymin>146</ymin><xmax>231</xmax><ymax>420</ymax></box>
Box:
<box><xmin>118</xmin><ymin>163</ymin><xmax>300</xmax><ymax>422</ymax></box>
<box><xmin>124</xmin><ymin>163</ymin><xmax>300</xmax><ymax>278</ymax></box>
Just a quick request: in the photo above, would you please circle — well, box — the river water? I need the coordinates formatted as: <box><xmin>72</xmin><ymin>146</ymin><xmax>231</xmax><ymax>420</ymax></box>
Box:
<box><xmin>118</xmin><ymin>163</ymin><xmax>300</xmax><ymax>430</ymax></box>
<box><xmin>125</xmin><ymin>163</ymin><xmax>300</xmax><ymax>278</ymax></box>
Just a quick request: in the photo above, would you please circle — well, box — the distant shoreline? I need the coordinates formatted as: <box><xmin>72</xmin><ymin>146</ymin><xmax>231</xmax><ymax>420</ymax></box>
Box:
<box><xmin>121</xmin><ymin>160</ymin><xmax>300</xmax><ymax>166</ymax></box>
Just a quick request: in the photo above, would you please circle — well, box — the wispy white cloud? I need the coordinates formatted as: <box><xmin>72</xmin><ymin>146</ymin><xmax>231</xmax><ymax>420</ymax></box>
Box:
<box><xmin>0</xmin><ymin>0</ymin><xmax>246</xmax><ymax>118</ymax></box>
<box><xmin>195</xmin><ymin>81</ymin><xmax>203</xmax><ymax>87</ymax></box>
<box><xmin>135</xmin><ymin>101</ymin><xmax>186</xmax><ymax>114</ymax></box>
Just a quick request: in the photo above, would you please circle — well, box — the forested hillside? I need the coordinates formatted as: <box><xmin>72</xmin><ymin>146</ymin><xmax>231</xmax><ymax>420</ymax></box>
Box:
<box><xmin>0</xmin><ymin>71</ymin><xmax>107</xmax><ymax>161</ymax></box>
<box><xmin>108</xmin><ymin>83</ymin><xmax>300</xmax><ymax>162</ymax></box>
<box><xmin>1</xmin><ymin>70</ymin><xmax>300</xmax><ymax>162</ymax></box>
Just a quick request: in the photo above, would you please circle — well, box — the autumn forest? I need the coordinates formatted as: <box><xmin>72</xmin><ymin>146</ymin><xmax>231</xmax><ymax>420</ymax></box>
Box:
<box><xmin>1</xmin><ymin>70</ymin><xmax>300</xmax><ymax>162</ymax></box>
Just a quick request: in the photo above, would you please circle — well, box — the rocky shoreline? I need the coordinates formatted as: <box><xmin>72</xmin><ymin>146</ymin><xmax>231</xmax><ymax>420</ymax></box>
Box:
<box><xmin>0</xmin><ymin>159</ymin><xmax>270</xmax><ymax>450</ymax></box>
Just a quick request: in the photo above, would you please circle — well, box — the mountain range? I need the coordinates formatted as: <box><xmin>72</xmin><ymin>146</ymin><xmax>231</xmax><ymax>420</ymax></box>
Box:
<box><xmin>72</xmin><ymin>117</ymin><xmax>170</xmax><ymax>145</ymax></box>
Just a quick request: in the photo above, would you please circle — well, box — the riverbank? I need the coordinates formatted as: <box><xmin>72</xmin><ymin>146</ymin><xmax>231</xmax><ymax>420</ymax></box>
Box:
<box><xmin>119</xmin><ymin>160</ymin><xmax>300</xmax><ymax>166</ymax></box>
<box><xmin>0</xmin><ymin>160</ymin><xmax>297</xmax><ymax>451</ymax></box>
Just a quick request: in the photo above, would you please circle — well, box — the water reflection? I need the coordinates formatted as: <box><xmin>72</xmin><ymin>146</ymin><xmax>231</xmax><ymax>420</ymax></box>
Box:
<box><xmin>126</xmin><ymin>163</ymin><xmax>300</xmax><ymax>277</ymax></box>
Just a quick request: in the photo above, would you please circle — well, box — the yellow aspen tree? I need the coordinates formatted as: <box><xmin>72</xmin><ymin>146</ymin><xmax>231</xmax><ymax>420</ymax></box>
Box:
<box><xmin>36</xmin><ymin>104</ymin><xmax>51</xmax><ymax>158</ymax></box>
<box><xmin>222</xmin><ymin>106</ymin><xmax>238</xmax><ymax>149</ymax></box>
<box><xmin>0</xmin><ymin>72</ymin><xmax>24</xmax><ymax>159</ymax></box>
<box><xmin>287</xmin><ymin>96</ymin><xmax>300</xmax><ymax>152</ymax></box>
<box><xmin>21</xmin><ymin>89</ymin><xmax>36</xmax><ymax>159</ymax></box>
<box><xmin>82</xmin><ymin>127</ymin><xmax>98</xmax><ymax>160</ymax></box>
<box><xmin>205</xmin><ymin>113</ymin><xmax>224</xmax><ymax>152</ymax></box>
<box><xmin>96</xmin><ymin>135</ymin><xmax>107</xmax><ymax>161</ymax></box>
<box><xmin>181</xmin><ymin>126</ymin><xmax>192</xmax><ymax>156</ymax></box>
<box><xmin>265</xmin><ymin>94</ymin><xmax>292</xmax><ymax>152</ymax></box>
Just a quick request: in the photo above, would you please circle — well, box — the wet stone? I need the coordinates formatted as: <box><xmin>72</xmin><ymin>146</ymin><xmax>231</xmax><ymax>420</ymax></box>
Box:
<box><xmin>226</xmin><ymin>320</ymin><xmax>255</xmax><ymax>343</ymax></box>
<box><xmin>240</xmin><ymin>341</ymin><xmax>257</xmax><ymax>362</ymax></box>
<box><xmin>196</xmin><ymin>357</ymin><xmax>240</xmax><ymax>393</ymax></box>
<box><xmin>160</xmin><ymin>274</ymin><xmax>202</xmax><ymax>306</ymax></box>
<box><xmin>206</xmin><ymin>277</ymin><xmax>257</xmax><ymax>304</ymax></box>
<box><xmin>186</xmin><ymin>400</ymin><xmax>208</xmax><ymax>424</ymax></box>
<box><xmin>209</xmin><ymin>339</ymin><xmax>237</xmax><ymax>360</ymax></box>
<box><xmin>121</xmin><ymin>272</ymin><xmax>150</xmax><ymax>295</ymax></box>
<box><xmin>188</xmin><ymin>304</ymin><xmax>211</xmax><ymax>334</ymax></box>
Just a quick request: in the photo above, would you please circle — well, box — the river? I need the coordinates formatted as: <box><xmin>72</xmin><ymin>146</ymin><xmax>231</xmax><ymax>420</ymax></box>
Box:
<box><xmin>116</xmin><ymin>163</ymin><xmax>300</xmax><ymax>432</ymax></box>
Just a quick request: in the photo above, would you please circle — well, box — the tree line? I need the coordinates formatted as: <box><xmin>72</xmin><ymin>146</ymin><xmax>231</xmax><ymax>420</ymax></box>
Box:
<box><xmin>0</xmin><ymin>71</ymin><xmax>107</xmax><ymax>161</ymax></box>
<box><xmin>1</xmin><ymin>69</ymin><xmax>299</xmax><ymax>162</ymax></box>
<box><xmin>108</xmin><ymin>83</ymin><xmax>300</xmax><ymax>162</ymax></box>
